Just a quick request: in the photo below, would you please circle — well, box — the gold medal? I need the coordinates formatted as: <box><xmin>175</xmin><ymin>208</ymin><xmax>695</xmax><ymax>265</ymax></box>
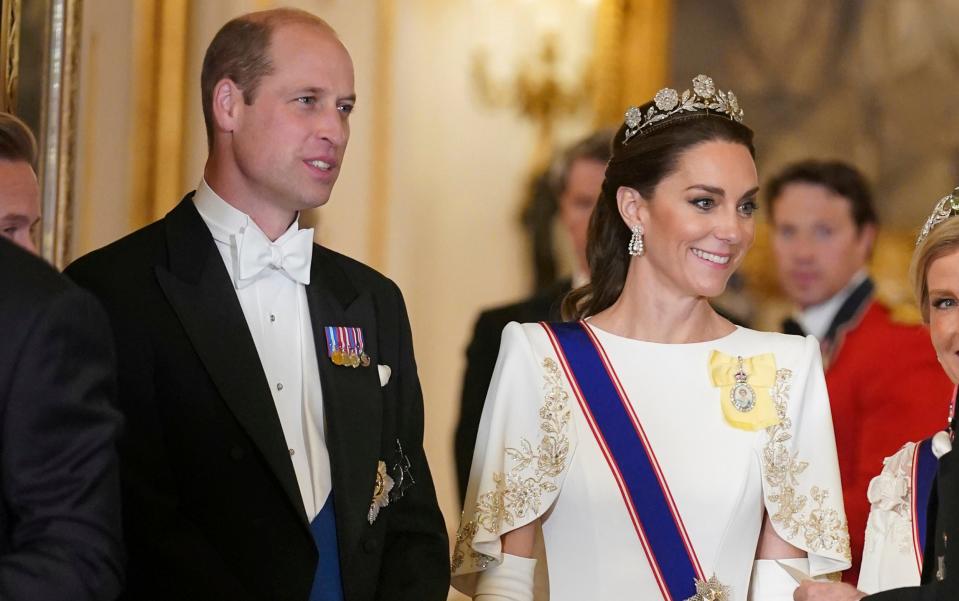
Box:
<box><xmin>332</xmin><ymin>349</ymin><xmax>345</xmax><ymax>365</ymax></box>
<box><xmin>350</xmin><ymin>352</ymin><xmax>360</xmax><ymax>368</ymax></box>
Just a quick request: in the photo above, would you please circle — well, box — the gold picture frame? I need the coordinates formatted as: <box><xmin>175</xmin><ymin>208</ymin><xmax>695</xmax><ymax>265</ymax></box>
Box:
<box><xmin>1</xmin><ymin>0</ymin><xmax>81</xmax><ymax>268</ymax></box>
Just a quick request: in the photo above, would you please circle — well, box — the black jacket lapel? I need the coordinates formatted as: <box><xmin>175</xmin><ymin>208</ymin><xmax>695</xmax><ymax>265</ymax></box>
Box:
<box><xmin>306</xmin><ymin>247</ymin><xmax>383</xmax><ymax>553</ymax></box>
<box><xmin>821</xmin><ymin>277</ymin><xmax>875</xmax><ymax>366</ymax></box>
<box><xmin>154</xmin><ymin>197</ymin><xmax>308</xmax><ymax>526</ymax></box>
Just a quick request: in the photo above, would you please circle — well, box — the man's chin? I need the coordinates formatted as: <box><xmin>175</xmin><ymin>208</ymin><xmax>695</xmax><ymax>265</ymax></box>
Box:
<box><xmin>293</xmin><ymin>193</ymin><xmax>332</xmax><ymax>211</ymax></box>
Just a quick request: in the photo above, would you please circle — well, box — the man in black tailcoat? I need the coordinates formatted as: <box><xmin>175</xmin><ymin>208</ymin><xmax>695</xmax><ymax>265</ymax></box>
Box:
<box><xmin>65</xmin><ymin>9</ymin><xmax>448</xmax><ymax>601</ymax></box>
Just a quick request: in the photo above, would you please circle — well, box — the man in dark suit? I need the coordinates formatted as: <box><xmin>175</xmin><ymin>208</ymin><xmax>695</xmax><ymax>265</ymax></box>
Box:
<box><xmin>0</xmin><ymin>239</ymin><xmax>123</xmax><ymax>600</ymax></box>
<box><xmin>454</xmin><ymin>131</ymin><xmax>611</xmax><ymax>501</ymax></box>
<box><xmin>66</xmin><ymin>9</ymin><xmax>447</xmax><ymax>601</ymax></box>
<box><xmin>0</xmin><ymin>112</ymin><xmax>123</xmax><ymax>601</ymax></box>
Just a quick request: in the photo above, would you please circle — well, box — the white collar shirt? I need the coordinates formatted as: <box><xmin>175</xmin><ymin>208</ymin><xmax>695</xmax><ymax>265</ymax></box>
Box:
<box><xmin>193</xmin><ymin>179</ymin><xmax>331</xmax><ymax>520</ymax></box>
<box><xmin>795</xmin><ymin>270</ymin><xmax>869</xmax><ymax>342</ymax></box>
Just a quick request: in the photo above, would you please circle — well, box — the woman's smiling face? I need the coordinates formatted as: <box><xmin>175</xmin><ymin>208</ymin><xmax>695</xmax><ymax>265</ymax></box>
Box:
<box><xmin>625</xmin><ymin>139</ymin><xmax>759</xmax><ymax>299</ymax></box>
<box><xmin>927</xmin><ymin>248</ymin><xmax>959</xmax><ymax>384</ymax></box>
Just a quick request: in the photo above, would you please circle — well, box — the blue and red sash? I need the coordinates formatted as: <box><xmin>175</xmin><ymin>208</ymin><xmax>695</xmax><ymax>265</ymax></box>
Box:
<box><xmin>542</xmin><ymin>321</ymin><xmax>704</xmax><ymax>600</ymax></box>
<box><xmin>911</xmin><ymin>438</ymin><xmax>937</xmax><ymax>573</ymax></box>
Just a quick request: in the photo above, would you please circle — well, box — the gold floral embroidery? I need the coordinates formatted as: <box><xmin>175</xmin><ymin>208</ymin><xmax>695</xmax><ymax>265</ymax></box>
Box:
<box><xmin>451</xmin><ymin>519</ymin><xmax>489</xmax><ymax>573</ymax></box>
<box><xmin>451</xmin><ymin>357</ymin><xmax>572</xmax><ymax>573</ymax></box>
<box><xmin>763</xmin><ymin>369</ymin><xmax>851</xmax><ymax>560</ymax></box>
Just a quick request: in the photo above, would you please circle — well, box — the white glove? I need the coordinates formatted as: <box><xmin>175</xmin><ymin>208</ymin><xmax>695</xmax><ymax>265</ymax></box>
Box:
<box><xmin>474</xmin><ymin>553</ymin><xmax>537</xmax><ymax>601</ymax></box>
<box><xmin>749</xmin><ymin>557</ymin><xmax>810</xmax><ymax>601</ymax></box>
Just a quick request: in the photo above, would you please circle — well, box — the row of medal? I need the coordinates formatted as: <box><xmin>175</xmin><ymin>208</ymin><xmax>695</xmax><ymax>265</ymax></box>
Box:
<box><xmin>324</xmin><ymin>326</ymin><xmax>371</xmax><ymax>368</ymax></box>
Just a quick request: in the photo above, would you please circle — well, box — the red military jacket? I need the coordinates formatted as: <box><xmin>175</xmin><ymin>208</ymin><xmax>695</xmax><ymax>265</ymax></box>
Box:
<box><xmin>823</xmin><ymin>289</ymin><xmax>953</xmax><ymax>584</ymax></box>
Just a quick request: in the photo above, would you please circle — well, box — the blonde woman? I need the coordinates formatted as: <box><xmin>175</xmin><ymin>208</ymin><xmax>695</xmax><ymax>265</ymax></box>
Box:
<box><xmin>797</xmin><ymin>188</ymin><xmax>959</xmax><ymax>601</ymax></box>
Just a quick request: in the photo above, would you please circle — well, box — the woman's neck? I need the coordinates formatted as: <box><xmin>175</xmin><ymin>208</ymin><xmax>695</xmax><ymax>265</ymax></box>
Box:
<box><xmin>588</xmin><ymin>266</ymin><xmax>735</xmax><ymax>344</ymax></box>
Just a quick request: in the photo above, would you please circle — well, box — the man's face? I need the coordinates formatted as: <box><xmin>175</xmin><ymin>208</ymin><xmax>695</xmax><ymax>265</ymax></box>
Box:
<box><xmin>557</xmin><ymin>158</ymin><xmax>605</xmax><ymax>274</ymax></box>
<box><xmin>228</xmin><ymin>23</ymin><xmax>355</xmax><ymax>213</ymax></box>
<box><xmin>771</xmin><ymin>182</ymin><xmax>875</xmax><ymax>309</ymax></box>
<box><xmin>0</xmin><ymin>159</ymin><xmax>41</xmax><ymax>254</ymax></box>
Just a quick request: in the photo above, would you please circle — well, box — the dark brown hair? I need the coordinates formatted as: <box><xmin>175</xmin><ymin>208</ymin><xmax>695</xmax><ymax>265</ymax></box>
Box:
<box><xmin>562</xmin><ymin>110</ymin><xmax>755</xmax><ymax>319</ymax></box>
<box><xmin>766</xmin><ymin>159</ymin><xmax>878</xmax><ymax>230</ymax></box>
<box><xmin>200</xmin><ymin>8</ymin><xmax>333</xmax><ymax>149</ymax></box>
<box><xmin>0</xmin><ymin>111</ymin><xmax>37</xmax><ymax>166</ymax></box>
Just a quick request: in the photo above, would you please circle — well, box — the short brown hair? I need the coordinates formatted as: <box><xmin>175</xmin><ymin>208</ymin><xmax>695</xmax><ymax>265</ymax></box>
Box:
<box><xmin>0</xmin><ymin>111</ymin><xmax>37</xmax><ymax>166</ymax></box>
<box><xmin>547</xmin><ymin>129</ymin><xmax>614</xmax><ymax>197</ymax></box>
<box><xmin>766</xmin><ymin>160</ymin><xmax>878</xmax><ymax>230</ymax></box>
<box><xmin>200</xmin><ymin>8</ymin><xmax>333</xmax><ymax>149</ymax></box>
<box><xmin>911</xmin><ymin>216</ymin><xmax>959</xmax><ymax>323</ymax></box>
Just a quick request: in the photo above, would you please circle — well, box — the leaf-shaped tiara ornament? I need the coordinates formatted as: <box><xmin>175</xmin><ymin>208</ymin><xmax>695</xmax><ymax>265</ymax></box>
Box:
<box><xmin>917</xmin><ymin>187</ymin><xmax>959</xmax><ymax>246</ymax></box>
<box><xmin>622</xmin><ymin>74</ymin><xmax>744</xmax><ymax>145</ymax></box>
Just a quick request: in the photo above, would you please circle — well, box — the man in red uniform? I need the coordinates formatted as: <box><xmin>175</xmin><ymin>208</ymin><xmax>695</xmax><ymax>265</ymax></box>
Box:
<box><xmin>769</xmin><ymin>160</ymin><xmax>953</xmax><ymax>583</ymax></box>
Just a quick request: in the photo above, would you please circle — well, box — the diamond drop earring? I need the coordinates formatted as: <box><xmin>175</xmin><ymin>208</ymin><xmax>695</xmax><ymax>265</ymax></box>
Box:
<box><xmin>627</xmin><ymin>224</ymin><xmax>645</xmax><ymax>257</ymax></box>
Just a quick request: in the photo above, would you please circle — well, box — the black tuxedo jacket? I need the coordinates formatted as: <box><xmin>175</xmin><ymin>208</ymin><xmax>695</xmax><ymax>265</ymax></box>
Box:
<box><xmin>0</xmin><ymin>238</ymin><xmax>123</xmax><ymax>600</ymax></box>
<box><xmin>868</xmin><ymin>427</ymin><xmax>959</xmax><ymax>601</ymax></box>
<box><xmin>65</xmin><ymin>197</ymin><xmax>449</xmax><ymax>601</ymax></box>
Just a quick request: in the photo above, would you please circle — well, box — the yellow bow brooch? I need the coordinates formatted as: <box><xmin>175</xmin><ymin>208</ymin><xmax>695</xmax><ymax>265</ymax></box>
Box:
<box><xmin>708</xmin><ymin>351</ymin><xmax>780</xmax><ymax>431</ymax></box>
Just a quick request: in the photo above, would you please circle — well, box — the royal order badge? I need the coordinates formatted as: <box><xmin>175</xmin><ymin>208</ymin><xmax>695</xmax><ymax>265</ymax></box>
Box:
<box><xmin>686</xmin><ymin>575</ymin><xmax>730</xmax><ymax>601</ymax></box>
<box><xmin>367</xmin><ymin>460</ymin><xmax>394</xmax><ymax>524</ymax></box>
<box><xmin>708</xmin><ymin>350</ymin><xmax>780</xmax><ymax>431</ymax></box>
<box><xmin>729</xmin><ymin>355</ymin><xmax>756</xmax><ymax>412</ymax></box>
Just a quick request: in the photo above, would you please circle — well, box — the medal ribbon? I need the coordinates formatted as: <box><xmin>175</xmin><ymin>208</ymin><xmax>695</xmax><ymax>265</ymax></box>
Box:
<box><xmin>911</xmin><ymin>438</ymin><xmax>937</xmax><ymax>574</ymax></box>
<box><xmin>542</xmin><ymin>321</ymin><xmax>704</xmax><ymax>601</ymax></box>
<box><xmin>324</xmin><ymin>327</ymin><xmax>339</xmax><ymax>358</ymax></box>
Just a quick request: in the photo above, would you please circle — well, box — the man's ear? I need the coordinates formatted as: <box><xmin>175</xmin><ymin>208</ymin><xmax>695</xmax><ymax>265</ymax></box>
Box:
<box><xmin>616</xmin><ymin>185</ymin><xmax>649</xmax><ymax>232</ymax></box>
<box><xmin>211</xmin><ymin>78</ymin><xmax>243</xmax><ymax>135</ymax></box>
<box><xmin>857</xmin><ymin>222</ymin><xmax>878</xmax><ymax>261</ymax></box>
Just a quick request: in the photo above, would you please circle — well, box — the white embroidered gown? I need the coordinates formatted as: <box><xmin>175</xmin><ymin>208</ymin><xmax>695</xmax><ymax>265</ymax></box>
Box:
<box><xmin>858</xmin><ymin>440</ymin><xmax>931</xmax><ymax>593</ymax></box>
<box><xmin>452</xmin><ymin>322</ymin><xmax>852</xmax><ymax>600</ymax></box>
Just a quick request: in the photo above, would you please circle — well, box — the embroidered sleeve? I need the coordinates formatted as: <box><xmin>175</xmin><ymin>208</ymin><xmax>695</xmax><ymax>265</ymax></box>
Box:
<box><xmin>451</xmin><ymin>322</ymin><xmax>576</xmax><ymax>595</ymax></box>
<box><xmin>858</xmin><ymin>441</ymin><xmax>922</xmax><ymax>593</ymax></box>
<box><xmin>760</xmin><ymin>335</ymin><xmax>852</xmax><ymax>576</ymax></box>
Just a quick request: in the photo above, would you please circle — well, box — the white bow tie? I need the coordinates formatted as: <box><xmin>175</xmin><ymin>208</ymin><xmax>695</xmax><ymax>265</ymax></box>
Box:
<box><xmin>233</xmin><ymin>225</ymin><xmax>314</xmax><ymax>288</ymax></box>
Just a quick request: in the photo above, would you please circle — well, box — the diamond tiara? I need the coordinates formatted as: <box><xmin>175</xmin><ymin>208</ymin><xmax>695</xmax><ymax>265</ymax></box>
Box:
<box><xmin>622</xmin><ymin>74</ymin><xmax>744</xmax><ymax>145</ymax></box>
<box><xmin>917</xmin><ymin>187</ymin><xmax>959</xmax><ymax>246</ymax></box>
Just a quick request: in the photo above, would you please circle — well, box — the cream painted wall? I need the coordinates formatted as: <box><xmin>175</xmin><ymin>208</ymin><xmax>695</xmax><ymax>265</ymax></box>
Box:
<box><xmin>74</xmin><ymin>0</ymin><xmax>137</xmax><ymax>256</ymax></box>
<box><xmin>74</xmin><ymin>2</ymin><xmax>597</xmax><ymax>597</ymax></box>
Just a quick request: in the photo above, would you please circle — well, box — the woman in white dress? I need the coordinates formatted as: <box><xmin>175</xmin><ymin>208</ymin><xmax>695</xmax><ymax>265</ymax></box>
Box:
<box><xmin>452</xmin><ymin>74</ymin><xmax>851</xmax><ymax>601</ymax></box>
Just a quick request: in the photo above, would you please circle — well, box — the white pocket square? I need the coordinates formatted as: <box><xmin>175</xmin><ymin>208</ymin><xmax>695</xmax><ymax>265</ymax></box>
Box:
<box><xmin>377</xmin><ymin>364</ymin><xmax>391</xmax><ymax>387</ymax></box>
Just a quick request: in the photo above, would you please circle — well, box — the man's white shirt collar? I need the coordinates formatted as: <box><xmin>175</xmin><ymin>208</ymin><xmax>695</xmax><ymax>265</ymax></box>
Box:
<box><xmin>193</xmin><ymin>179</ymin><xmax>311</xmax><ymax>287</ymax></box>
<box><xmin>795</xmin><ymin>270</ymin><xmax>869</xmax><ymax>341</ymax></box>
<box><xmin>193</xmin><ymin>178</ymin><xmax>304</xmax><ymax>244</ymax></box>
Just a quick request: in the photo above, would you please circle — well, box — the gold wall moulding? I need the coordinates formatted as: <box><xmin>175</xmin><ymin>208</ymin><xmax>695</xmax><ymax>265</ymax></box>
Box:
<box><xmin>1</xmin><ymin>0</ymin><xmax>82</xmax><ymax>268</ymax></box>
<box><xmin>0</xmin><ymin>0</ymin><xmax>21</xmax><ymax>112</ymax></box>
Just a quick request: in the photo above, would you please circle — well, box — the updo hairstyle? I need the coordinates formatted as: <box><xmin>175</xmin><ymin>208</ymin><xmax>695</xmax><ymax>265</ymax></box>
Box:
<box><xmin>562</xmin><ymin>106</ymin><xmax>755</xmax><ymax>319</ymax></box>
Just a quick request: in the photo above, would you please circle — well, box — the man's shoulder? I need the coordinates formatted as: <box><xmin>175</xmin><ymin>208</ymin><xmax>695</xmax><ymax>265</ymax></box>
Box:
<box><xmin>0</xmin><ymin>240</ymin><xmax>107</xmax><ymax>354</ymax></box>
<box><xmin>66</xmin><ymin>220</ymin><xmax>167</xmax><ymax>285</ymax></box>
<box><xmin>0</xmin><ymin>239</ymin><xmax>74</xmax><ymax>309</ymax></box>
<box><xmin>474</xmin><ymin>280</ymin><xmax>571</xmax><ymax>332</ymax></box>
<box><xmin>851</xmin><ymin>301</ymin><xmax>930</xmax><ymax>344</ymax></box>
<box><xmin>313</xmin><ymin>244</ymin><xmax>399</xmax><ymax>296</ymax></box>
